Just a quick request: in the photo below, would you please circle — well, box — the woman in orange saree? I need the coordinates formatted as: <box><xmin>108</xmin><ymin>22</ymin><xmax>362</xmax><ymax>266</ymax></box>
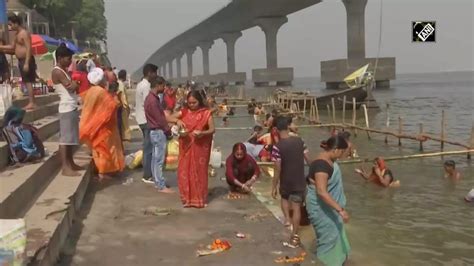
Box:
<box><xmin>177</xmin><ymin>90</ymin><xmax>215</xmax><ymax>208</ymax></box>
<box><xmin>79</xmin><ymin>68</ymin><xmax>125</xmax><ymax>181</ymax></box>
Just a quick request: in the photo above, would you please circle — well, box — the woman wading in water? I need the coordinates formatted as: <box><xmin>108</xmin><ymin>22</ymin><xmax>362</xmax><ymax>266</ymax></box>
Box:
<box><xmin>355</xmin><ymin>157</ymin><xmax>400</xmax><ymax>188</ymax></box>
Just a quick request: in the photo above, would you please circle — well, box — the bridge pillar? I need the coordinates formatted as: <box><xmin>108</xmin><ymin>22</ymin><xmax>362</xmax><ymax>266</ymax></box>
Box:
<box><xmin>220</xmin><ymin>32</ymin><xmax>246</xmax><ymax>85</ymax></box>
<box><xmin>168</xmin><ymin>60</ymin><xmax>174</xmax><ymax>78</ymax></box>
<box><xmin>320</xmin><ymin>0</ymin><xmax>395</xmax><ymax>89</ymax></box>
<box><xmin>253</xmin><ymin>16</ymin><xmax>293</xmax><ymax>86</ymax></box>
<box><xmin>199</xmin><ymin>41</ymin><xmax>214</xmax><ymax>84</ymax></box>
<box><xmin>162</xmin><ymin>64</ymin><xmax>167</xmax><ymax>78</ymax></box>
<box><xmin>343</xmin><ymin>0</ymin><xmax>366</xmax><ymax>60</ymax></box>
<box><xmin>185</xmin><ymin>48</ymin><xmax>196</xmax><ymax>80</ymax></box>
<box><xmin>176</xmin><ymin>53</ymin><xmax>183</xmax><ymax>79</ymax></box>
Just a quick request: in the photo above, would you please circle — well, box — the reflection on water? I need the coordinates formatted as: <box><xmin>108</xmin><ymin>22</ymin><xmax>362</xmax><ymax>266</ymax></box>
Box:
<box><xmin>214</xmin><ymin>72</ymin><xmax>474</xmax><ymax>265</ymax></box>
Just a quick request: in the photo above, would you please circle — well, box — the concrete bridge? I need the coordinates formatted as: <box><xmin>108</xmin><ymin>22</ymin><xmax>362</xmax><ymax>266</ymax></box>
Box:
<box><xmin>138</xmin><ymin>0</ymin><xmax>395</xmax><ymax>88</ymax></box>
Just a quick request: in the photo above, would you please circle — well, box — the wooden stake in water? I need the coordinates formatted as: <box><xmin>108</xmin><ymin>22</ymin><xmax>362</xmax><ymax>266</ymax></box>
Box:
<box><xmin>441</xmin><ymin>110</ymin><xmax>446</xmax><ymax>151</ymax></box>
<box><xmin>352</xmin><ymin>97</ymin><xmax>357</xmax><ymax>137</ymax></box>
<box><xmin>385</xmin><ymin>103</ymin><xmax>390</xmax><ymax>144</ymax></box>
<box><xmin>314</xmin><ymin>98</ymin><xmax>320</xmax><ymax>123</ymax></box>
<box><xmin>327</xmin><ymin>105</ymin><xmax>331</xmax><ymax>123</ymax></box>
<box><xmin>331</xmin><ymin>98</ymin><xmax>336</xmax><ymax>123</ymax></box>
<box><xmin>303</xmin><ymin>95</ymin><xmax>307</xmax><ymax>118</ymax></box>
<box><xmin>398</xmin><ymin>116</ymin><xmax>403</xmax><ymax>146</ymax></box>
<box><xmin>342</xmin><ymin>95</ymin><xmax>347</xmax><ymax>124</ymax></box>
<box><xmin>419</xmin><ymin>123</ymin><xmax>424</xmax><ymax>151</ymax></box>
<box><xmin>362</xmin><ymin>104</ymin><xmax>371</xmax><ymax>140</ymax></box>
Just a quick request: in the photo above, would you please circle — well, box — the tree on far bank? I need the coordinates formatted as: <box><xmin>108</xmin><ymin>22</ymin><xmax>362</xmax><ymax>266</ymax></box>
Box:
<box><xmin>20</xmin><ymin>0</ymin><xmax>107</xmax><ymax>41</ymax></box>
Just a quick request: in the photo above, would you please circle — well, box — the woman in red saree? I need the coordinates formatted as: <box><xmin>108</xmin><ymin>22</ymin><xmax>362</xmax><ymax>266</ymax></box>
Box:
<box><xmin>177</xmin><ymin>90</ymin><xmax>215</xmax><ymax>208</ymax></box>
<box><xmin>79</xmin><ymin>68</ymin><xmax>125</xmax><ymax>181</ymax></box>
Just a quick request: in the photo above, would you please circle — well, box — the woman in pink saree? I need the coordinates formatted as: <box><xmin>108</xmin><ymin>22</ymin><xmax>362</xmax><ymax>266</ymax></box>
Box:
<box><xmin>177</xmin><ymin>90</ymin><xmax>215</xmax><ymax>208</ymax></box>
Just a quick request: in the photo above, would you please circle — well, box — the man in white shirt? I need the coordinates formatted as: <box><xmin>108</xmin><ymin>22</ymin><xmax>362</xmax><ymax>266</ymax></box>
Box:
<box><xmin>135</xmin><ymin>63</ymin><xmax>158</xmax><ymax>183</ymax></box>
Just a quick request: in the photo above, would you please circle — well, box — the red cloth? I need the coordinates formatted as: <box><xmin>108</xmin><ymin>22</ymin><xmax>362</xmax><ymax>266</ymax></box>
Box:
<box><xmin>164</xmin><ymin>88</ymin><xmax>177</xmax><ymax>110</ymax></box>
<box><xmin>376</xmin><ymin>157</ymin><xmax>386</xmax><ymax>170</ymax></box>
<box><xmin>270</xmin><ymin>127</ymin><xmax>279</xmax><ymax>144</ymax></box>
<box><xmin>178</xmin><ymin>108</ymin><xmax>213</xmax><ymax>208</ymax></box>
<box><xmin>71</xmin><ymin>71</ymin><xmax>90</xmax><ymax>94</ymax></box>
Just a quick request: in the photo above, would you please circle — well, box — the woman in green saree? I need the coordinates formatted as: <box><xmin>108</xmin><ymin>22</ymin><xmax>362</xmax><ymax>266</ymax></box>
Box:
<box><xmin>306</xmin><ymin>135</ymin><xmax>350</xmax><ymax>265</ymax></box>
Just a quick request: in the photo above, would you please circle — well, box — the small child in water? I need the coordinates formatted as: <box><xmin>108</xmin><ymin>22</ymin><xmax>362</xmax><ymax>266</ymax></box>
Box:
<box><xmin>443</xmin><ymin>160</ymin><xmax>461</xmax><ymax>180</ymax></box>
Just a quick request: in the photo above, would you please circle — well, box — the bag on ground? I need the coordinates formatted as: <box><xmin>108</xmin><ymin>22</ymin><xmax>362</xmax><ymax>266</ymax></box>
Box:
<box><xmin>2</xmin><ymin>123</ymin><xmax>45</xmax><ymax>164</ymax></box>
<box><xmin>126</xmin><ymin>150</ymin><xmax>143</xmax><ymax>169</ymax></box>
<box><xmin>164</xmin><ymin>139</ymin><xmax>179</xmax><ymax>171</ymax></box>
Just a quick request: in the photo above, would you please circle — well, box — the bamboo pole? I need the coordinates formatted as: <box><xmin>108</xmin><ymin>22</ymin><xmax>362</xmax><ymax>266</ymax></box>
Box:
<box><xmin>215</xmin><ymin>123</ymin><xmax>471</xmax><ymax>149</ymax></box>
<box><xmin>398</xmin><ymin>116</ymin><xmax>403</xmax><ymax>146</ymax></box>
<box><xmin>352</xmin><ymin>97</ymin><xmax>357</xmax><ymax>137</ymax></box>
<box><xmin>419</xmin><ymin>123</ymin><xmax>424</xmax><ymax>151</ymax></box>
<box><xmin>342</xmin><ymin>95</ymin><xmax>346</xmax><ymax>124</ymax></box>
<box><xmin>331</xmin><ymin>98</ymin><xmax>336</xmax><ymax>123</ymax></box>
<box><xmin>362</xmin><ymin>104</ymin><xmax>371</xmax><ymax>140</ymax></box>
<box><xmin>326</xmin><ymin>105</ymin><xmax>331</xmax><ymax>123</ymax></box>
<box><xmin>338</xmin><ymin>149</ymin><xmax>474</xmax><ymax>164</ymax></box>
<box><xmin>257</xmin><ymin>149</ymin><xmax>474</xmax><ymax>167</ymax></box>
<box><xmin>385</xmin><ymin>103</ymin><xmax>390</xmax><ymax>144</ymax></box>
<box><xmin>441</xmin><ymin>110</ymin><xmax>445</xmax><ymax>151</ymax></box>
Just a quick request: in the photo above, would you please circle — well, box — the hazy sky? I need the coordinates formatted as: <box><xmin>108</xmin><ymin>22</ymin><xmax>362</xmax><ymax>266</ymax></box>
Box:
<box><xmin>105</xmin><ymin>0</ymin><xmax>473</xmax><ymax>77</ymax></box>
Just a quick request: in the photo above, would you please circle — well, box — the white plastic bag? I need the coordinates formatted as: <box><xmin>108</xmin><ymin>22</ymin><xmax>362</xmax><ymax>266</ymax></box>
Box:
<box><xmin>0</xmin><ymin>83</ymin><xmax>13</xmax><ymax>116</ymax></box>
<box><xmin>0</xmin><ymin>219</ymin><xmax>26</xmax><ymax>266</ymax></box>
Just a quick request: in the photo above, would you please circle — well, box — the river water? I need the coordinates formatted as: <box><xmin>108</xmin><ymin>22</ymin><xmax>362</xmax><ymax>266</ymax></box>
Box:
<box><xmin>213</xmin><ymin>71</ymin><xmax>473</xmax><ymax>265</ymax></box>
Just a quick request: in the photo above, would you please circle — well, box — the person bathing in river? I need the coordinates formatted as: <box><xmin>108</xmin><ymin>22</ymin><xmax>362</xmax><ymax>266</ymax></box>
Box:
<box><xmin>339</xmin><ymin>131</ymin><xmax>357</xmax><ymax>158</ymax></box>
<box><xmin>443</xmin><ymin>160</ymin><xmax>461</xmax><ymax>180</ymax></box>
<box><xmin>226</xmin><ymin>143</ymin><xmax>260</xmax><ymax>194</ymax></box>
<box><xmin>254</xmin><ymin>103</ymin><xmax>265</xmax><ymax>124</ymax></box>
<box><xmin>355</xmin><ymin>157</ymin><xmax>400</xmax><ymax>188</ymax></box>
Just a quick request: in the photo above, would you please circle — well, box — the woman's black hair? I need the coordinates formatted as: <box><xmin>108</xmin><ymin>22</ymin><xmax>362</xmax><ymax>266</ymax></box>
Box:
<box><xmin>253</xmin><ymin>125</ymin><xmax>263</xmax><ymax>132</ymax></box>
<box><xmin>320</xmin><ymin>135</ymin><xmax>348</xmax><ymax>151</ymax></box>
<box><xmin>187</xmin><ymin>90</ymin><xmax>206</xmax><ymax>108</ymax></box>
<box><xmin>444</xmin><ymin>160</ymin><xmax>456</xmax><ymax>168</ymax></box>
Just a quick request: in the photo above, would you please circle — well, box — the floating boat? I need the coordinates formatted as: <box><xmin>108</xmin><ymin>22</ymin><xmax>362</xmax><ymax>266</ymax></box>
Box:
<box><xmin>275</xmin><ymin>64</ymin><xmax>374</xmax><ymax>110</ymax></box>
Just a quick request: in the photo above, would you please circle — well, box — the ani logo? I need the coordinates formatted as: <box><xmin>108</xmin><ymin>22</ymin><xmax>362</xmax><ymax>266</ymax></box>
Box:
<box><xmin>412</xmin><ymin>21</ymin><xmax>436</xmax><ymax>42</ymax></box>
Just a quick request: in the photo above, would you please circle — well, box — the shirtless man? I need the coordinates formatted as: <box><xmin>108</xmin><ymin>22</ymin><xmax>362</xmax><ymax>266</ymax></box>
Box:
<box><xmin>0</xmin><ymin>14</ymin><xmax>37</xmax><ymax>109</ymax></box>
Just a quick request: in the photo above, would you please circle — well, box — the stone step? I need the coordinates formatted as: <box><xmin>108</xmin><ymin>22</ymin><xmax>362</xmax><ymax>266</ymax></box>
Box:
<box><xmin>0</xmin><ymin>101</ymin><xmax>59</xmax><ymax>126</ymax></box>
<box><xmin>0</xmin><ymin>143</ymin><xmax>60</xmax><ymax>219</ymax></box>
<box><xmin>24</xmin><ymin>150</ymin><xmax>92</xmax><ymax>266</ymax></box>
<box><xmin>12</xmin><ymin>94</ymin><xmax>60</xmax><ymax>109</ymax></box>
<box><xmin>0</xmin><ymin>114</ymin><xmax>60</xmax><ymax>171</ymax></box>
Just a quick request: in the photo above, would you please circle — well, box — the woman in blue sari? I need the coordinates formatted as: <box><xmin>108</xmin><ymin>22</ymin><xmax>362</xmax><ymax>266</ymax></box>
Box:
<box><xmin>306</xmin><ymin>135</ymin><xmax>350</xmax><ymax>265</ymax></box>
